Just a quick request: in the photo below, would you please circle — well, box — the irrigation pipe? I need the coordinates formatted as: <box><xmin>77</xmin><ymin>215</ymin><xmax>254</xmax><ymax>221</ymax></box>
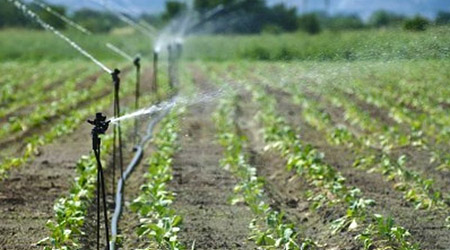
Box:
<box><xmin>110</xmin><ymin>97</ymin><xmax>176</xmax><ymax>250</ymax></box>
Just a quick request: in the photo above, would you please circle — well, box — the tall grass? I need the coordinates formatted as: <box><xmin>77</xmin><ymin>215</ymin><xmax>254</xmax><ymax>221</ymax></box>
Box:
<box><xmin>0</xmin><ymin>28</ymin><xmax>152</xmax><ymax>61</ymax></box>
<box><xmin>184</xmin><ymin>26</ymin><xmax>450</xmax><ymax>61</ymax></box>
<box><xmin>2</xmin><ymin>26</ymin><xmax>450</xmax><ymax>62</ymax></box>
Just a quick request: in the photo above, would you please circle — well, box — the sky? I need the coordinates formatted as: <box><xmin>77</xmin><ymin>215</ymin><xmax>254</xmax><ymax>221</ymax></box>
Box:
<box><xmin>46</xmin><ymin>0</ymin><xmax>450</xmax><ymax>19</ymax></box>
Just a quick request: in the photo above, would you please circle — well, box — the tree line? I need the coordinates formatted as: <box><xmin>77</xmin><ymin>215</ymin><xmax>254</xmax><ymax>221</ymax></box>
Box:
<box><xmin>1</xmin><ymin>0</ymin><xmax>450</xmax><ymax>33</ymax></box>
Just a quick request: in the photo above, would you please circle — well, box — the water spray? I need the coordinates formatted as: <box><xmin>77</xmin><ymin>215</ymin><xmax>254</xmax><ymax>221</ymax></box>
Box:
<box><xmin>88</xmin><ymin>0</ymin><xmax>155</xmax><ymax>39</ymax></box>
<box><xmin>7</xmin><ymin>0</ymin><xmax>112</xmax><ymax>74</ymax></box>
<box><xmin>87</xmin><ymin>113</ymin><xmax>111</xmax><ymax>250</ymax></box>
<box><xmin>111</xmin><ymin>69</ymin><xmax>124</xmax><ymax>197</ymax></box>
<box><xmin>32</xmin><ymin>0</ymin><xmax>92</xmax><ymax>35</ymax></box>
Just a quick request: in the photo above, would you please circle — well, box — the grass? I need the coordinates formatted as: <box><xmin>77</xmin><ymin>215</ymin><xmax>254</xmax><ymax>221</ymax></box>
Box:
<box><xmin>2</xmin><ymin>26</ymin><xmax>450</xmax><ymax>62</ymax></box>
<box><xmin>184</xmin><ymin>26</ymin><xmax>450</xmax><ymax>61</ymax></box>
<box><xmin>0</xmin><ymin>28</ymin><xmax>153</xmax><ymax>61</ymax></box>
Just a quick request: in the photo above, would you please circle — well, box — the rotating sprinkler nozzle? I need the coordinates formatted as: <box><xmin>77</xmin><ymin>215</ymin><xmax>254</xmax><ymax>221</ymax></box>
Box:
<box><xmin>88</xmin><ymin>112</ymin><xmax>110</xmax><ymax>150</ymax></box>
<box><xmin>87</xmin><ymin>112</ymin><xmax>111</xmax><ymax>250</ymax></box>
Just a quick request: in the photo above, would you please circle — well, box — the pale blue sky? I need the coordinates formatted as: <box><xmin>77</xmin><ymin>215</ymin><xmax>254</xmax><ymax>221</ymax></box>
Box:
<box><xmin>45</xmin><ymin>0</ymin><xmax>450</xmax><ymax>19</ymax></box>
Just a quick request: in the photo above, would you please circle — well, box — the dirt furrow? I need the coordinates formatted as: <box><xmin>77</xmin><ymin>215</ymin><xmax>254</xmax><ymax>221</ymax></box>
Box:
<box><xmin>168</xmin><ymin>102</ymin><xmax>255</xmax><ymax>249</ymax></box>
<box><xmin>269</xmin><ymin>87</ymin><xmax>450</xmax><ymax>249</ymax></box>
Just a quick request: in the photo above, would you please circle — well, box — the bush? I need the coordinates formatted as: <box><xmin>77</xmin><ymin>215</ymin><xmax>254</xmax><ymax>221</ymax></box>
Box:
<box><xmin>298</xmin><ymin>13</ymin><xmax>321</xmax><ymax>35</ymax></box>
<box><xmin>404</xmin><ymin>16</ymin><xmax>429</xmax><ymax>31</ymax></box>
<box><xmin>326</xmin><ymin>14</ymin><xmax>365</xmax><ymax>31</ymax></box>
<box><xmin>369</xmin><ymin>10</ymin><xmax>405</xmax><ymax>28</ymax></box>
<box><xmin>436</xmin><ymin>11</ymin><xmax>450</xmax><ymax>25</ymax></box>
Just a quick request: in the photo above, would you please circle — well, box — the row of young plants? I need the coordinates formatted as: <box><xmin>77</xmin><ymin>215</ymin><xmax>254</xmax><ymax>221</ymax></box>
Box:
<box><xmin>129</xmin><ymin>109</ymin><xmax>184</xmax><ymax>250</ymax></box>
<box><xmin>292</xmin><ymin>88</ymin><xmax>446</xmax><ymax>211</ymax></box>
<box><xmin>0</xmin><ymin>61</ymin><xmax>86</xmax><ymax>115</ymax></box>
<box><xmin>0</xmin><ymin>61</ymin><xmax>71</xmax><ymax>105</ymax></box>
<box><xmin>39</xmin><ymin>65</ymin><xmax>166</xmax><ymax>249</ymax></box>
<box><xmin>0</xmin><ymin>94</ymin><xmax>109</xmax><ymax>180</ymax></box>
<box><xmin>39</xmin><ymin>64</ymin><xmax>175</xmax><ymax>249</ymax></box>
<box><xmin>36</xmin><ymin>72</ymin><xmax>147</xmax><ymax>249</ymax></box>
<box><xmin>342</xmin><ymin>78</ymin><xmax>449</xmax><ymax>171</ymax></box>
<box><xmin>38</xmin><ymin>133</ymin><xmax>115</xmax><ymax>249</ymax></box>
<box><xmin>213</xmin><ymin>94</ymin><xmax>317</xmax><ymax>249</ymax></box>
<box><xmin>0</xmin><ymin>66</ymin><xmax>102</xmax><ymax>140</ymax></box>
<box><xmin>0</xmin><ymin>65</ymin><xmax>133</xmax><ymax>180</ymax></box>
<box><xmin>244</xmin><ymin>79</ymin><xmax>421</xmax><ymax>250</ymax></box>
<box><xmin>247</xmin><ymin>63</ymin><xmax>449</xmax><ymax>212</ymax></box>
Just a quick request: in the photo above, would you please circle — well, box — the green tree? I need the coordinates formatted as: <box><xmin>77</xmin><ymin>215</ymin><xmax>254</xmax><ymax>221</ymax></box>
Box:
<box><xmin>0</xmin><ymin>0</ymin><xmax>33</xmax><ymax>28</ymax></box>
<box><xmin>30</xmin><ymin>2</ymin><xmax>67</xmax><ymax>30</ymax></box>
<box><xmin>435</xmin><ymin>11</ymin><xmax>450</xmax><ymax>25</ymax></box>
<box><xmin>325</xmin><ymin>14</ymin><xmax>364</xmax><ymax>31</ymax></box>
<box><xmin>404</xmin><ymin>16</ymin><xmax>429</xmax><ymax>31</ymax></box>
<box><xmin>162</xmin><ymin>1</ymin><xmax>187</xmax><ymax>20</ymax></box>
<box><xmin>369</xmin><ymin>10</ymin><xmax>405</xmax><ymax>28</ymax></box>
<box><xmin>298</xmin><ymin>13</ymin><xmax>321</xmax><ymax>34</ymax></box>
<box><xmin>73</xmin><ymin>9</ymin><xmax>122</xmax><ymax>33</ymax></box>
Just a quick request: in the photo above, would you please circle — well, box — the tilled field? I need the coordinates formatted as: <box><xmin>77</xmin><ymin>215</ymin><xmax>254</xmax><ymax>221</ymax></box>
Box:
<box><xmin>0</xmin><ymin>59</ymin><xmax>449</xmax><ymax>250</ymax></box>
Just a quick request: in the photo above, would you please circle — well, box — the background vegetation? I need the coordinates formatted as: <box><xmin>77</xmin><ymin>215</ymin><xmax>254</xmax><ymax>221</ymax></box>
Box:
<box><xmin>1</xmin><ymin>0</ymin><xmax>450</xmax><ymax>34</ymax></box>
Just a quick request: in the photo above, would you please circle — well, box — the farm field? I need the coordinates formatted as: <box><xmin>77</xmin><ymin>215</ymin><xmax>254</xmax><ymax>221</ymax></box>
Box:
<box><xmin>0</xmin><ymin>26</ymin><xmax>449</xmax><ymax>250</ymax></box>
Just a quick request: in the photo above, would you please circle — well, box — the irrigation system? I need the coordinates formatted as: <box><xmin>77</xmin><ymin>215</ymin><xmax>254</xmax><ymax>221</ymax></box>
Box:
<box><xmin>7</xmin><ymin>0</ymin><xmax>228</xmax><ymax>248</ymax></box>
<box><xmin>105</xmin><ymin>43</ymin><xmax>142</xmax><ymax>144</ymax></box>
<box><xmin>87</xmin><ymin>113</ymin><xmax>111</xmax><ymax>250</ymax></box>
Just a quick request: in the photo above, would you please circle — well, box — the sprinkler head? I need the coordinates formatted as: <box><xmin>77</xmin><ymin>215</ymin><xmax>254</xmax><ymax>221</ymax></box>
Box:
<box><xmin>111</xmin><ymin>68</ymin><xmax>121</xmax><ymax>82</ymax></box>
<box><xmin>133</xmin><ymin>57</ymin><xmax>140</xmax><ymax>68</ymax></box>
<box><xmin>88</xmin><ymin>112</ymin><xmax>110</xmax><ymax>135</ymax></box>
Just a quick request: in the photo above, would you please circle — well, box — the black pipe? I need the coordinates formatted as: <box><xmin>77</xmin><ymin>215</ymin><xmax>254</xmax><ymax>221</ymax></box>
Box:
<box><xmin>109</xmin><ymin>96</ymin><xmax>176</xmax><ymax>250</ymax></box>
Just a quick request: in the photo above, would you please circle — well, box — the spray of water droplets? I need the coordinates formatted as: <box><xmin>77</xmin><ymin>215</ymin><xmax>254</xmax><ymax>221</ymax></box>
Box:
<box><xmin>33</xmin><ymin>0</ymin><xmax>92</xmax><ymax>35</ymax></box>
<box><xmin>110</xmin><ymin>88</ymin><xmax>228</xmax><ymax>124</ymax></box>
<box><xmin>8</xmin><ymin>0</ymin><xmax>113</xmax><ymax>74</ymax></box>
<box><xmin>106</xmin><ymin>43</ymin><xmax>134</xmax><ymax>62</ymax></box>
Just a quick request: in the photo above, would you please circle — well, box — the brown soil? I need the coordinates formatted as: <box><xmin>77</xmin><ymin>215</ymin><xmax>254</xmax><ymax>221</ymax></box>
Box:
<box><xmin>0</xmin><ymin>122</ymin><xmax>92</xmax><ymax>249</ymax></box>
<box><xmin>0</xmin><ymin>66</ymin><xmax>149</xmax><ymax>250</ymax></box>
<box><xmin>167</xmin><ymin>102</ymin><xmax>256</xmax><ymax>249</ymax></box>
<box><xmin>267</xmin><ymin>86</ymin><xmax>450</xmax><ymax>249</ymax></box>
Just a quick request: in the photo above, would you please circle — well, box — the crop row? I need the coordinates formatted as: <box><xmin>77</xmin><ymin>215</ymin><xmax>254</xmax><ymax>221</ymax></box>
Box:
<box><xmin>0</xmin><ymin>67</ymin><xmax>105</xmax><ymax>141</ymax></box>
<box><xmin>130</xmin><ymin>109</ymin><xmax>183</xmax><ymax>250</ymax></box>
<box><xmin>38</xmin><ymin>66</ymin><xmax>173</xmax><ymax>249</ymax></box>
<box><xmin>202</xmin><ymin>60</ymin><xmax>427</xmax><ymax>250</ymax></box>
<box><xmin>243</xmin><ymin>63</ymin><xmax>449</xmax><ymax>224</ymax></box>
<box><xmin>0</xmin><ymin>61</ymin><xmax>87</xmax><ymax>112</ymax></box>
<box><xmin>213</xmin><ymin>93</ymin><xmax>317</xmax><ymax>249</ymax></box>
<box><xmin>0</xmin><ymin>64</ymin><xmax>130</xmax><ymax>179</ymax></box>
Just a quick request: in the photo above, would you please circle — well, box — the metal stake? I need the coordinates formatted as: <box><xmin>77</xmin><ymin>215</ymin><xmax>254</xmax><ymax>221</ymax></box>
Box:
<box><xmin>88</xmin><ymin>113</ymin><xmax>111</xmax><ymax>250</ymax></box>
<box><xmin>133</xmin><ymin>57</ymin><xmax>141</xmax><ymax>145</ymax></box>
<box><xmin>153</xmin><ymin>50</ymin><xmax>159</xmax><ymax>98</ymax></box>
<box><xmin>112</xmin><ymin>69</ymin><xmax>124</xmax><ymax>197</ymax></box>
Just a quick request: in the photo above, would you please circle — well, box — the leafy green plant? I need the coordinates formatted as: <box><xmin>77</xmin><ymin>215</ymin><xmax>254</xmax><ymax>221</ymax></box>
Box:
<box><xmin>130</xmin><ymin>110</ymin><xmax>184</xmax><ymax>250</ymax></box>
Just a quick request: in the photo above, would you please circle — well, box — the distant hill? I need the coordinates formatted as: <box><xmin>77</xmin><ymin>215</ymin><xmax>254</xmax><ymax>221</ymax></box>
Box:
<box><xmin>45</xmin><ymin>0</ymin><xmax>450</xmax><ymax>18</ymax></box>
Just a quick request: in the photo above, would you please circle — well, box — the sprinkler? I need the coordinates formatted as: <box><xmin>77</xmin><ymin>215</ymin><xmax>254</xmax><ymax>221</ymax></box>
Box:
<box><xmin>133</xmin><ymin>57</ymin><xmax>141</xmax><ymax>146</ymax></box>
<box><xmin>153</xmin><ymin>50</ymin><xmax>159</xmax><ymax>97</ymax></box>
<box><xmin>87</xmin><ymin>113</ymin><xmax>111</xmax><ymax>250</ymax></box>
<box><xmin>111</xmin><ymin>69</ymin><xmax>124</xmax><ymax>197</ymax></box>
